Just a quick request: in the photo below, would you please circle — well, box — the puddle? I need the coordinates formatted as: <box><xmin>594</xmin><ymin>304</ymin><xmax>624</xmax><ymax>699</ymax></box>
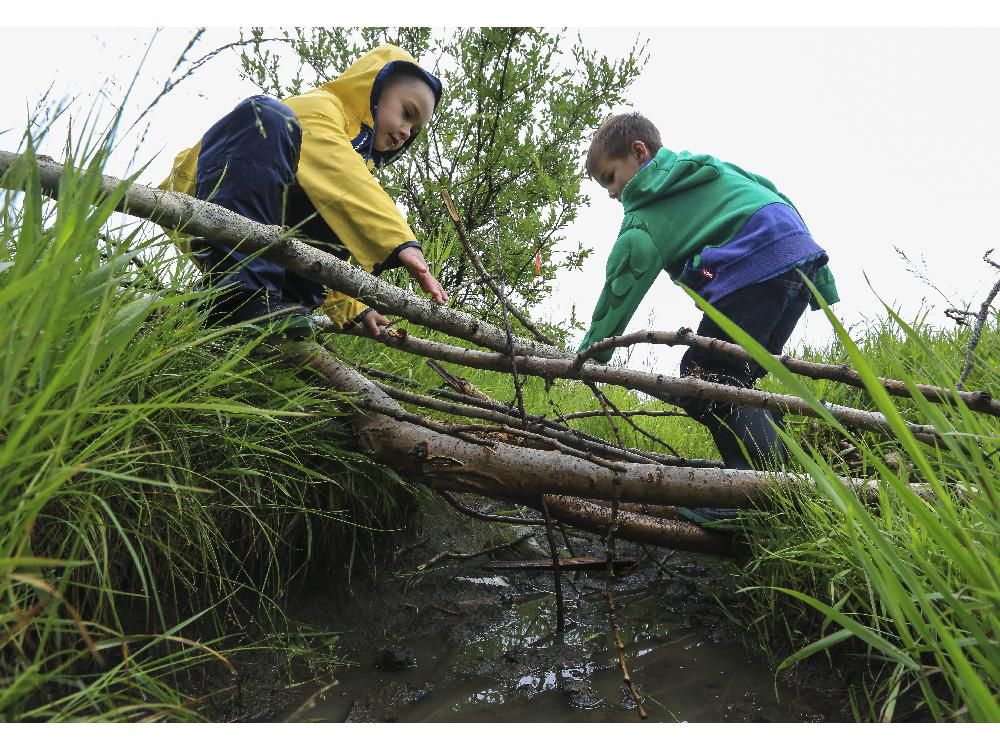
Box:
<box><xmin>280</xmin><ymin>562</ymin><xmax>846</xmax><ymax>722</ymax></box>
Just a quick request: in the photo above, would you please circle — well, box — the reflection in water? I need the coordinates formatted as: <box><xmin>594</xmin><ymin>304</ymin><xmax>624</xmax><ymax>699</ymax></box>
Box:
<box><xmin>284</xmin><ymin>579</ymin><xmax>843</xmax><ymax>723</ymax></box>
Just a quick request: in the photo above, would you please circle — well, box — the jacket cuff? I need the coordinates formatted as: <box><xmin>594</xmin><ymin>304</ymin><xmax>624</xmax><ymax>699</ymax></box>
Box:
<box><xmin>350</xmin><ymin>308</ymin><xmax>374</xmax><ymax>327</ymax></box>
<box><xmin>372</xmin><ymin>241</ymin><xmax>420</xmax><ymax>276</ymax></box>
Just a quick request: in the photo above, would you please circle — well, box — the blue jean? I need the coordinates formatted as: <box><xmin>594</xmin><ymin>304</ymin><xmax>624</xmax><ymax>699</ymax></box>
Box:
<box><xmin>193</xmin><ymin>95</ymin><xmax>346</xmax><ymax>308</ymax></box>
<box><xmin>675</xmin><ymin>259</ymin><xmax>824</xmax><ymax>471</ymax></box>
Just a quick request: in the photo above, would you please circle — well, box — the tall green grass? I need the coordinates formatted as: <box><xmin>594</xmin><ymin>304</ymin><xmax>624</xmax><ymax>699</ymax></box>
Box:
<box><xmin>0</xmin><ymin>136</ymin><xmax>412</xmax><ymax>720</ymax></box>
<box><xmin>687</xmin><ymin>288</ymin><xmax>1000</xmax><ymax>721</ymax></box>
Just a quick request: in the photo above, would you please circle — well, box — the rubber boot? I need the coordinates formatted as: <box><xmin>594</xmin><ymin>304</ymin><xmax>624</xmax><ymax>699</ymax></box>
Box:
<box><xmin>679</xmin><ymin>407</ymin><xmax>786</xmax><ymax>525</ymax></box>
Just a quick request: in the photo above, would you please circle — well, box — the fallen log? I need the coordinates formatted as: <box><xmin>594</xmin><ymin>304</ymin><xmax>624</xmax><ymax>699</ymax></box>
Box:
<box><xmin>283</xmin><ymin>341</ymin><xmax>737</xmax><ymax>553</ymax></box>
<box><xmin>0</xmin><ymin>149</ymin><xmax>567</xmax><ymax>362</ymax></box>
<box><xmin>282</xmin><ymin>342</ymin><xmax>951</xmax><ymax>556</ymax></box>
<box><xmin>292</xmin><ymin>342</ymin><xmax>766</xmax><ymax>509</ymax></box>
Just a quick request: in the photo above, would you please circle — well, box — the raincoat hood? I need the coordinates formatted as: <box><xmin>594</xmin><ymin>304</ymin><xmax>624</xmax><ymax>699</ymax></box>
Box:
<box><xmin>321</xmin><ymin>43</ymin><xmax>443</xmax><ymax>168</ymax></box>
<box><xmin>621</xmin><ymin>147</ymin><xmax>724</xmax><ymax>211</ymax></box>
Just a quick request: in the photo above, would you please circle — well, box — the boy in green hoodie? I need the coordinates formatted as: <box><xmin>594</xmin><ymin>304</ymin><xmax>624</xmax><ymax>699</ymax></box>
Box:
<box><xmin>577</xmin><ymin>113</ymin><xmax>839</xmax><ymax>523</ymax></box>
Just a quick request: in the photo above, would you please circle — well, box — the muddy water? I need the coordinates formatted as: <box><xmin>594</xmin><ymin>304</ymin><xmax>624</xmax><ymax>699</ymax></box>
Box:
<box><xmin>279</xmin><ymin>522</ymin><xmax>847</xmax><ymax>723</ymax></box>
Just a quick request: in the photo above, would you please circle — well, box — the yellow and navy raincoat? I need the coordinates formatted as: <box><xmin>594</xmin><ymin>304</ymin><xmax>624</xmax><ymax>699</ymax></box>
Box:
<box><xmin>160</xmin><ymin>44</ymin><xmax>442</xmax><ymax>328</ymax></box>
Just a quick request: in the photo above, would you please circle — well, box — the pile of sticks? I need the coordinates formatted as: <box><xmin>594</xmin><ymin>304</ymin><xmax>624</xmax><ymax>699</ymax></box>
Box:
<box><xmin>2</xmin><ymin>149</ymin><xmax>996</xmax><ymax>559</ymax></box>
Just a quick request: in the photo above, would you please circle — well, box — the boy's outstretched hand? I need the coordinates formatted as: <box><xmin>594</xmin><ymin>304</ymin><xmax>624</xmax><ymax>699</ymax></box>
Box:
<box><xmin>399</xmin><ymin>246</ymin><xmax>449</xmax><ymax>304</ymax></box>
<box><xmin>359</xmin><ymin>246</ymin><xmax>448</xmax><ymax>337</ymax></box>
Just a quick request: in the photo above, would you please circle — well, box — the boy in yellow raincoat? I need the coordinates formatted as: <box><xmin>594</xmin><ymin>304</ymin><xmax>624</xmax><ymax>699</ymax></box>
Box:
<box><xmin>160</xmin><ymin>44</ymin><xmax>447</xmax><ymax>336</ymax></box>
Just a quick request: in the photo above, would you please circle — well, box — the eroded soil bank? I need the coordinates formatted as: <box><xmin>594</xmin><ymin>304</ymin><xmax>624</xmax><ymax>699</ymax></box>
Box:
<box><xmin>223</xmin><ymin>495</ymin><xmax>852</xmax><ymax>723</ymax></box>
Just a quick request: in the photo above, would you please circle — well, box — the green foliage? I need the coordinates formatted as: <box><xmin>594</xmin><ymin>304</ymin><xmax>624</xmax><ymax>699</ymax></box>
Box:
<box><xmin>0</xmin><ymin>137</ymin><xmax>412</xmax><ymax>720</ymax></box>
<box><xmin>237</xmin><ymin>26</ymin><xmax>647</xmax><ymax>324</ymax></box>
<box><xmin>685</xmin><ymin>286</ymin><xmax>1000</xmax><ymax>722</ymax></box>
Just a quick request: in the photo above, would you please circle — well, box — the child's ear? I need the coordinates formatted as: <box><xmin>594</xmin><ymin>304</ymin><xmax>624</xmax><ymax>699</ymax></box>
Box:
<box><xmin>630</xmin><ymin>140</ymin><xmax>651</xmax><ymax>162</ymax></box>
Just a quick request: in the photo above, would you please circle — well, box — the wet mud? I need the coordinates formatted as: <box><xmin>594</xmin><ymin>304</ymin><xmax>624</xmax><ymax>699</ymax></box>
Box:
<box><xmin>267</xmin><ymin>496</ymin><xmax>850</xmax><ymax>723</ymax></box>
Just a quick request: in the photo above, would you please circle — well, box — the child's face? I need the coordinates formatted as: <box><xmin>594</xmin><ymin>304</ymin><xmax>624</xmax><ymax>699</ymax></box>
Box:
<box><xmin>374</xmin><ymin>79</ymin><xmax>436</xmax><ymax>152</ymax></box>
<box><xmin>591</xmin><ymin>140</ymin><xmax>653</xmax><ymax>202</ymax></box>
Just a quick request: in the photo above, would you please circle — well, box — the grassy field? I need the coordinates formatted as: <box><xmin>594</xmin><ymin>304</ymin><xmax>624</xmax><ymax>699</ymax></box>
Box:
<box><xmin>2</xmin><ymin>134</ymin><xmax>998</xmax><ymax>721</ymax></box>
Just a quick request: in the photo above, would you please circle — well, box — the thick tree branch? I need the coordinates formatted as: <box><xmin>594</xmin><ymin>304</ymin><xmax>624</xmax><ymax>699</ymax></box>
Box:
<box><xmin>0</xmin><ymin>150</ymin><xmax>569</xmax><ymax>362</ymax></box>
<box><xmin>285</xmin><ymin>342</ymin><xmax>938</xmax><ymax>517</ymax></box>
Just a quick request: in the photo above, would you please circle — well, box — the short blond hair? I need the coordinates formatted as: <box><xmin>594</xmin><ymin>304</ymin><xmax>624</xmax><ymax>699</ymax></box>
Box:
<box><xmin>587</xmin><ymin>113</ymin><xmax>663</xmax><ymax>176</ymax></box>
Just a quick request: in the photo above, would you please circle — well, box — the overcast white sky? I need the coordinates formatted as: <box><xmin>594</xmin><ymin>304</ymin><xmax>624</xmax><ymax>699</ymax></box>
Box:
<box><xmin>3</xmin><ymin>4</ymin><xmax>1000</xmax><ymax>374</ymax></box>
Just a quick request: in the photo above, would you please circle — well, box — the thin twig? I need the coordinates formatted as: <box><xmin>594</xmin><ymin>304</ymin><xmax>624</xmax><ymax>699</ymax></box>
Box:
<box><xmin>440</xmin><ymin>187</ymin><xmax>556</xmax><ymax>346</ymax></box>
<box><xmin>416</xmin><ymin>531</ymin><xmax>535</xmax><ymax>570</ymax></box>
<box><xmin>587</xmin><ymin>383</ymin><xmax>624</xmax><ymax>448</ymax></box>
<box><xmin>438</xmin><ymin>490</ymin><xmax>546</xmax><ymax>526</ymax></box>
<box><xmin>559</xmin><ymin>409</ymin><xmax>685</xmax><ymax>421</ymax></box>
<box><xmin>956</xmin><ymin>249</ymin><xmax>1000</xmax><ymax>389</ymax></box>
<box><xmin>590</xmin><ymin>386</ymin><xmax>681</xmax><ymax>457</ymax></box>
<box><xmin>557</xmin><ymin>519</ymin><xmax>577</xmax><ymax>558</ymax></box>
<box><xmin>357</xmin><ymin>365</ymin><xmax>423</xmax><ymax>390</ymax></box>
<box><xmin>428</xmin><ymin>387</ymin><xmax>725</xmax><ymax>469</ymax></box>
<box><xmin>425</xmin><ymin>358</ymin><xmax>497</xmax><ymax>402</ymax></box>
<box><xmin>488</xmin><ymin>211</ymin><xmax>529</xmax><ymax>431</ymax></box>
<box><xmin>540</xmin><ymin>497</ymin><xmax>566</xmax><ymax>634</ymax></box>
<box><xmin>602</xmin><ymin>488</ymin><xmax>647</xmax><ymax>719</ymax></box>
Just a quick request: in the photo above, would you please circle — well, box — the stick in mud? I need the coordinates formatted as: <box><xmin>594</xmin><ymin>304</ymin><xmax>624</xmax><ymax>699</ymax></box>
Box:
<box><xmin>415</xmin><ymin>531</ymin><xmax>535</xmax><ymax>571</ymax></box>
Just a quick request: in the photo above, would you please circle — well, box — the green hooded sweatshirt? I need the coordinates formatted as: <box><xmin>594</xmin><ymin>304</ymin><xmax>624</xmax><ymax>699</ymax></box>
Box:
<box><xmin>578</xmin><ymin>147</ymin><xmax>839</xmax><ymax>362</ymax></box>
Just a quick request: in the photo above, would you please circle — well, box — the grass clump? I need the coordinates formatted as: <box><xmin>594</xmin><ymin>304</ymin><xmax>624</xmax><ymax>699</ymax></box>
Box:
<box><xmin>0</xmin><ymin>136</ymin><xmax>412</xmax><ymax>720</ymax></box>
<box><xmin>700</xmin><ymin>289</ymin><xmax>1000</xmax><ymax>722</ymax></box>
